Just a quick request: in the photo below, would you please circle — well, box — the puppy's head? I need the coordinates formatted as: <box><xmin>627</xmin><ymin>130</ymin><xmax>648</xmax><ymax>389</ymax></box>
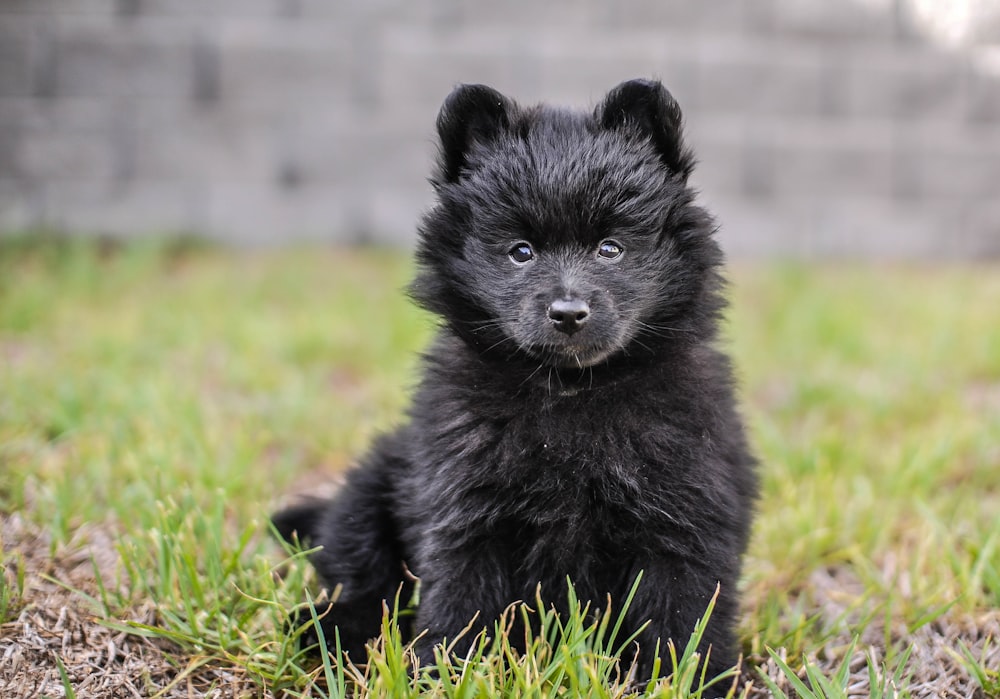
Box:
<box><xmin>412</xmin><ymin>80</ymin><xmax>724</xmax><ymax>370</ymax></box>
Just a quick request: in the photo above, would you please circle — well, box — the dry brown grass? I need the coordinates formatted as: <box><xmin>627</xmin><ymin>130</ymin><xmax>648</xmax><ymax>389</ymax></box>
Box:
<box><xmin>1</xmin><ymin>516</ymin><xmax>265</xmax><ymax>698</ymax></box>
<box><xmin>4</xmin><ymin>512</ymin><xmax>997</xmax><ymax>699</ymax></box>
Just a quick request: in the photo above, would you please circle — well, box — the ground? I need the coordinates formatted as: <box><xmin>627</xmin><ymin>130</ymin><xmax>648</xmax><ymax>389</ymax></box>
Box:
<box><xmin>1</xmin><ymin>238</ymin><xmax>998</xmax><ymax>697</ymax></box>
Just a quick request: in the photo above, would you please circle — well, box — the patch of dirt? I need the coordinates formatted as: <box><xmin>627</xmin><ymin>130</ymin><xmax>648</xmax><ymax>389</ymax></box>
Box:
<box><xmin>0</xmin><ymin>514</ymin><xmax>265</xmax><ymax>698</ymax></box>
<box><xmin>963</xmin><ymin>381</ymin><xmax>1000</xmax><ymax>414</ymax></box>
<box><xmin>746</xmin><ymin>612</ymin><xmax>999</xmax><ymax>698</ymax></box>
<box><xmin>742</xmin><ymin>566</ymin><xmax>999</xmax><ymax>699</ymax></box>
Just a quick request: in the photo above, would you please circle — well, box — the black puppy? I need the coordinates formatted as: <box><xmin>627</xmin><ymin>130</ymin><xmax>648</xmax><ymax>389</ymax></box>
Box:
<box><xmin>273</xmin><ymin>79</ymin><xmax>757</xmax><ymax>681</ymax></box>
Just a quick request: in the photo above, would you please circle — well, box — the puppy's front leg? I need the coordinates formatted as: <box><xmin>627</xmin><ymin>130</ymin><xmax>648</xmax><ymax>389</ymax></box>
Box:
<box><xmin>625</xmin><ymin>561</ymin><xmax>741</xmax><ymax>685</ymax></box>
<box><xmin>411</xmin><ymin>547</ymin><xmax>516</xmax><ymax>668</ymax></box>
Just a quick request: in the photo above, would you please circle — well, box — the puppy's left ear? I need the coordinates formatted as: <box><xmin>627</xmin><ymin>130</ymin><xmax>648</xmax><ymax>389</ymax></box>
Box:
<box><xmin>597</xmin><ymin>79</ymin><xmax>695</xmax><ymax>181</ymax></box>
<box><xmin>435</xmin><ymin>84</ymin><xmax>515</xmax><ymax>185</ymax></box>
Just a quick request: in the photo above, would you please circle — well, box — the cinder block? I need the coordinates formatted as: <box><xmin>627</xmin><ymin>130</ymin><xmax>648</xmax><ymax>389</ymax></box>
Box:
<box><xmin>296</xmin><ymin>0</ymin><xmax>453</xmax><ymax>24</ymax></box>
<box><xmin>696</xmin><ymin>117</ymin><xmax>908</xmax><ymax>201</ymax></box>
<box><xmin>191</xmin><ymin>35</ymin><xmax>220</xmax><ymax>103</ymax></box>
<box><xmin>376</xmin><ymin>47</ymin><xmax>513</xmax><ymax>114</ymax></box>
<box><xmin>769</xmin><ymin>139</ymin><xmax>895</xmax><ymax>199</ymax></box>
<box><xmin>0</xmin><ymin>1</ymin><xmax>117</xmax><ymax>14</ymax></box>
<box><xmin>0</xmin><ymin>96</ymin><xmax>123</xmax><ymax>178</ymax></box>
<box><xmin>0</xmin><ymin>16</ymin><xmax>63</xmax><ymax>98</ymax></box>
<box><xmin>715</xmin><ymin>196</ymin><xmax>953</xmax><ymax>260</ymax></box>
<box><xmin>965</xmin><ymin>58</ymin><xmax>1000</xmax><ymax>122</ymax></box>
<box><xmin>800</xmin><ymin>198</ymin><xmax>941</xmax><ymax>259</ymax></box>
<box><xmin>203</xmin><ymin>180</ymin><xmax>429</xmax><ymax>246</ymax></box>
<box><xmin>592</xmin><ymin>0</ymin><xmax>754</xmax><ymax>31</ymax></box>
<box><xmin>0</xmin><ymin>18</ymin><xmax>35</xmax><ymax>95</ymax></box>
<box><xmin>52</xmin><ymin>20</ymin><xmax>197</xmax><ymax>98</ymax></box>
<box><xmin>681</xmin><ymin>38</ymin><xmax>838</xmax><ymax>117</ymax></box>
<box><xmin>128</xmin><ymin>0</ymin><xmax>279</xmax><ymax>17</ymax></box>
<box><xmin>401</xmin><ymin>0</ymin><xmax>604</xmax><ymax>31</ymax></box>
<box><xmin>214</xmin><ymin>21</ymin><xmax>352</xmax><ymax>107</ymax></box>
<box><xmin>0</xmin><ymin>95</ymin><xmax>113</xmax><ymax>134</ymax></box>
<box><xmin>968</xmin><ymin>10</ymin><xmax>1000</xmax><ymax>44</ymax></box>
<box><xmin>761</xmin><ymin>0</ymin><xmax>897</xmax><ymax>39</ymax></box>
<box><xmin>205</xmin><ymin>181</ymin><xmax>352</xmax><ymax>244</ymax></box>
<box><xmin>366</xmin><ymin>187</ymin><xmax>431</xmax><ymax>246</ymax></box>
<box><xmin>891</xmin><ymin>127</ymin><xmax>1000</xmax><ymax>202</ymax></box>
<box><xmin>962</xmin><ymin>200</ymin><xmax>1000</xmax><ymax>256</ymax></box>
<box><xmin>377</xmin><ymin>26</ymin><xmax>692</xmax><ymax>109</ymax></box>
<box><xmin>842</xmin><ymin>46</ymin><xmax>967</xmax><ymax>121</ymax></box>
<box><xmin>804</xmin><ymin>196</ymin><xmax>1000</xmax><ymax>260</ymax></box>
<box><xmin>891</xmin><ymin>60</ymin><xmax>966</xmax><ymax>121</ymax></box>
<box><xmin>686</xmin><ymin>140</ymin><xmax>747</xmax><ymax>200</ymax></box>
<box><xmin>42</xmin><ymin>178</ymin><xmax>204</xmax><ymax>236</ymax></box>
<box><xmin>711</xmin><ymin>196</ymin><xmax>830</xmax><ymax>259</ymax></box>
<box><xmin>347</xmin><ymin>123</ymin><xmax>435</xmax><ymax>190</ymax></box>
<box><xmin>522</xmin><ymin>42</ymin><xmax>689</xmax><ymax>109</ymax></box>
<box><xmin>130</xmin><ymin>100</ymin><xmax>278</xmax><ymax>182</ymax></box>
<box><xmin>741</xmin><ymin>137</ymin><xmax>776</xmax><ymax>200</ymax></box>
<box><xmin>12</xmin><ymin>126</ymin><xmax>118</xmax><ymax>180</ymax></box>
<box><xmin>278</xmin><ymin>106</ymin><xmax>366</xmax><ymax>187</ymax></box>
<box><xmin>0</xmin><ymin>178</ymin><xmax>45</xmax><ymax>231</ymax></box>
<box><xmin>273</xmin><ymin>109</ymin><xmax>427</xmax><ymax>191</ymax></box>
<box><xmin>0</xmin><ymin>123</ymin><xmax>13</xmax><ymax>176</ymax></box>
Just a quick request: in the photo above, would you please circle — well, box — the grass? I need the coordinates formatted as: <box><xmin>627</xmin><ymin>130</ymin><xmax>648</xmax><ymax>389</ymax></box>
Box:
<box><xmin>1</xmin><ymin>235</ymin><xmax>998</xmax><ymax>697</ymax></box>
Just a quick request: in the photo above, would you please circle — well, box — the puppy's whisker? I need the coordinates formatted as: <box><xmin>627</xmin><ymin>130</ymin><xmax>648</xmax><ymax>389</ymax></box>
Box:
<box><xmin>481</xmin><ymin>335</ymin><xmax>518</xmax><ymax>354</ymax></box>
<box><xmin>635</xmin><ymin>320</ymin><xmax>695</xmax><ymax>337</ymax></box>
<box><xmin>630</xmin><ymin>336</ymin><xmax>655</xmax><ymax>354</ymax></box>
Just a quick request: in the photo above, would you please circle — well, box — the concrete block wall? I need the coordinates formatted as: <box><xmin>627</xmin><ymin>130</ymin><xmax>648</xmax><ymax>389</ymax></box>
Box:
<box><xmin>1</xmin><ymin>0</ymin><xmax>998</xmax><ymax>257</ymax></box>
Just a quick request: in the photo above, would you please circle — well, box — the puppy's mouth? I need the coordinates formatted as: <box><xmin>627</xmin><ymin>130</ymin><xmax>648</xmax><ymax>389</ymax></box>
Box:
<box><xmin>524</xmin><ymin>339</ymin><xmax>621</xmax><ymax>369</ymax></box>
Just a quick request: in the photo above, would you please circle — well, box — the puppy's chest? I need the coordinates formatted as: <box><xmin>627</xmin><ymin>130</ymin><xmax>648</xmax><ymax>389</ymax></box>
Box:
<box><xmin>466</xmin><ymin>414</ymin><xmax>661</xmax><ymax>524</ymax></box>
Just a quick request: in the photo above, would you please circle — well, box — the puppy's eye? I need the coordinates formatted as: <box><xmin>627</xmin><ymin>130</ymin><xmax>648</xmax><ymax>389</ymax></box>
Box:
<box><xmin>508</xmin><ymin>242</ymin><xmax>535</xmax><ymax>264</ymax></box>
<box><xmin>598</xmin><ymin>240</ymin><xmax>624</xmax><ymax>259</ymax></box>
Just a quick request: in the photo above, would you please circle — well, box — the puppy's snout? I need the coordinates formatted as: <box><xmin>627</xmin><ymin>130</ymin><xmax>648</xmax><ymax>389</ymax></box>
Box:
<box><xmin>547</xmin><ymin>298</ymin><xmax>590</xmax><ymax>334</ymax></box>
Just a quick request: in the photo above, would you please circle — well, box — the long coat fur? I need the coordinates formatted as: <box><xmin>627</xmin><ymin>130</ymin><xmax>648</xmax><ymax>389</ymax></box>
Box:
<box><xmin>273</xmin><ymin>79</ymin><xmax>758</xmax><ymax>681</ymax></box>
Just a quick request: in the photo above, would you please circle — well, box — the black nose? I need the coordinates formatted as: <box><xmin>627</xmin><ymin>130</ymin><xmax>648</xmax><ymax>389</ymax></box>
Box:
<box><xmin>547</xmin><ymin>298</ymin><xmax>590</xmax><ymax>334</ymax></box>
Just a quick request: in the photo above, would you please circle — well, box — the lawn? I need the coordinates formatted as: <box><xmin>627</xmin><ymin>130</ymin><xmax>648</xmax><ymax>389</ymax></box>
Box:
<box><xmin>1</xmin><ymin>237</ymin><xmax>998</xmax><ymax>698</ymax></box>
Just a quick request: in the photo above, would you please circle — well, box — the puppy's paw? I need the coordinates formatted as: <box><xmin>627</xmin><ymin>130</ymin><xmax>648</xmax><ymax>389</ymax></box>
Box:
<box><xmin>285</xmin><ymin>601</ymin><xmax>377</xmax><ymax>662</ymax></box>
<box><xmin>286</xmin><ymin>601</ymin><xmax>336</xmax><ymax>655</ymax></box>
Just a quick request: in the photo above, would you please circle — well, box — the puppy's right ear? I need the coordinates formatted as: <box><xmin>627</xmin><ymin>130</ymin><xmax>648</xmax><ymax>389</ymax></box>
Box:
<box><xmin>435</xmin><ymin>84</ymin><xmax>514</xmax><ymax>184</ymax></box>
<box><xmin>597</xmin><ymin>79</ymin><xmax>695</xmax><ymax>182</ymax></box>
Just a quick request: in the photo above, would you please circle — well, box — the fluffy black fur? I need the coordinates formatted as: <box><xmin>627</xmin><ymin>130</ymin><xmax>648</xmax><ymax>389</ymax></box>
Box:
<box><xmin>272</xmin><ymin>79</ymin><xmax>757</xmax><ymax>680</ymax></box>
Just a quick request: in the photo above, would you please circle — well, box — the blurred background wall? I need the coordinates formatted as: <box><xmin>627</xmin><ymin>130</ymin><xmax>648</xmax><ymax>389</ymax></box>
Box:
<box><xmin>1</xmin><ymin>0</ymin><xmax>998</xmax><ymax>257</ymax></box>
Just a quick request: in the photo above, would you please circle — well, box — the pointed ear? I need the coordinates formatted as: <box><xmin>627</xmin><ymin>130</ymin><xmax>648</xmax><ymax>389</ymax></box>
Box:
<box><xmin>435</xmin><ymin>84</ymin><xmax>515</xmax><ymax>184</ymax></box>
<box><xmin>597</xmin><ymin>79</ymin><xmax>694</xmax><ymax>181</ymax></box>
